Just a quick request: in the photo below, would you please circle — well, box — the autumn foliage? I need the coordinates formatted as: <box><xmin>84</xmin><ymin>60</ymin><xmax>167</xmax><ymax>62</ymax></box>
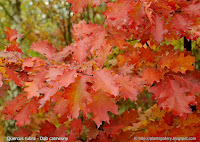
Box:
<box><xmin>1</xmin><ymin>0</ymin><xmax>200</xmax><ymax>141</ymax></box>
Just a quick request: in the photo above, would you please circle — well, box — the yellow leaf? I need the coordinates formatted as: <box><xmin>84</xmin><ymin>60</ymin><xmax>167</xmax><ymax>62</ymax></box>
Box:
<box><xmin>0</xmin><ymin>67</ymin><xmax>6</xmax><ymax>74</ymax></box>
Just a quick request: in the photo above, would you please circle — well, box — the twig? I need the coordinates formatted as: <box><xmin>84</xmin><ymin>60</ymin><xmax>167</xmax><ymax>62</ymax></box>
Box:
<box><xmin>77</xmin><ymin>71</ymin><xmax>93</xmax><ymax>76</ymax></box>
<box><xmin>0</xmin><ymin>41</ymin><xmax>7</xmax><ymax>46</ymax></box>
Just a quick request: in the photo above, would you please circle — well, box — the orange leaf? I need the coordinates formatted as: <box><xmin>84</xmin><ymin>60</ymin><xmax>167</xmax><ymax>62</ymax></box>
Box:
<box><xmin>142</xmin><ymin>67</ymin><xmax>162</xmax><ymax>85</ymax></box>
<box><xmin>63</xmin><ymin>76</ymin><xmax>92</xmax><ymax>118</ymax></box>
<box><xmin>170</xmin><ymin>53</ymin><xmax>195</xmax><ymax>74</ymax></box>
<box><xmin>159</xmin><ymin>52</ymin><xmax>195</xmax><ymax>74</ymax></box>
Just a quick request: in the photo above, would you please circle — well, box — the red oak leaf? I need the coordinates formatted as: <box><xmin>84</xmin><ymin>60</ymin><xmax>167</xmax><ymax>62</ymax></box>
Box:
<box><xmin>68</xmin><ymin>131</ymin><xmax>76</xmax><ymax>142</ymax></box>
<box><xmin>72</xmin><ymin>21</ymin><xmax>106</xmax><ymax>64</ymax></box>
<box><xmin>45</xmin><ymin>65</ymin><xmax>66</xmax><ymax>81</ymax></box>
<box><xmin>13</xmin><ymin>127</ymin><xmax>32</xmax><ymax>137</ymax></box>
<box><xmin>39</xmin><ymin>84</ymin><xmax>59</xmax><ymax>106</ymax></box>
<box><xmin>163</xmin><ymin>113</ymin><xmax>174</xmax><ymax>126</ymax></box>
<box><xmin>116</xmin><ymin>75</ymin><xmax>138</xmax><ymax>101</ymax></box>
<box><xmin>57</xmin><ymin>69</ymin><xmax>76</xmax><ymax>87</ymax></box>
<box><xmin>31</xmin><ymin>39</ymin><xmax>56</xmax><ymax>60</ymax></box>
<box><xmin>171</xmin><ymin>73</ymin><xmax>200</xmax><ymax>95</ymax></box>
<box><xmin>22</xmin><ymin>57</ymin><xmax>36</xmax><ymax>70</ymax></box>
<box><xmin>129</xmin><ymin>51</ymin><xmax>142</xmax><ymax>68</ymax></box>
<box><xmin>13</xmin><ymin>97</ymin><xmax>39</xmax><ymax>126</ymax></box>
<box><xmin>104</xmin><ymin>0</ymin><xmax>133</xmax><ymax>27</ymax></box>
<box><xmin>97</xmin><ymin>131</ymin><xmax>111</xmax><ymax>142</ymax></box>
<box><xmin>131</xmin><ymin>76</ymin><xmax>145</xmax><ymax>93</ymax></box>
<box><xmin>53</xmin><ymin>98</ymin><xmax>69</xmax><ymax>115</ymax></box>
<box><xmin>91</xmin><ymin>0</ymin><xmax>108</xmax><ymax>6</ymax></box>
<box><xmin>2</xmin><ymin>94</ymin><xmax>27</xmax><ymax>118</ymax></box>
<box><xmin>182</xmin><ymin>2</ymin><xmax>200</xmax><ymax>16</ymax></box>
<box><xmin>121</xmin><ymin>109</ymin><xmax>139</xmax><ymax>125</ymax></box>
<box><xmin>87</xmin><ymin>89</ymin><xmax>118</xmax><ymax>127</ymax></box>
<box><xmin>140</xmin><ymin>47</ymin><xmax>154</xmax><ymax>62</ymax></box>
<box><xmin>70</xmin><ymin>118</ymin><xmax>83</xmax><ymax>135</ymax></box>
<box><xmin>142</xmin><ymin>67</ymin><xmax>162</xmax><ymax>85</ymax></box>
<box><xmin>170</xmin><ymin>53</ymin><xmax>195</xmax><ymax>74</ymax></box>
<box><xmin>63</xmin><ymin>76</ymin><xmax>92</xmax><ymax>118</ymax></box>
<box><xmin>24</xmin><ymin>71</ymin><xmax>46</xmax><ymax>99</ymax></box>
<box><xmin>150</xmin><ymin>78</ymin><xmax>196</xmax><ymax>117</ymax></box>
<box><xmin>67</xmin><ymin>0</ymin><xmax>88</xmax><ymax>13</ymax></box>
<box><xmin>73</xmin><ymin>21</ymin><xmax>100</xmax><ymax>40</ymax></box>
<box><xmin>22</xmin><ymin>57</ymin><xmax>46</xmax><ymax>72</ymax></box>
<box><xmin>129</xmin><ymin>0</ymin><xmax>146</xmax><ymax>26</ymax></box>
<box><xmin>171</xmin><ymin>15</ymin><xmax>191</xmax><ymax>33</ymax></box>
<box><xmin>94</xmin><ymin>43</ymin><xmax>112</xmax><ymax>67</ymax></box>
<box><xmin>0</xmin><ymin>51</ymin><xmax>21</xmax><ymax>63</ymax></box>
<box><xmin>112</xmin><ymin>131</ymin><xmax>132</xmax><ymax>142</ymax></box>
<box><xmin>92</xmin><ymin>69</ymin><xmax>119</xmax><ymax>96</ymax></box>
<box><xmin>41</xmin><ymin>100</ymin><xmax>53</xmax><ymax>113</ymax></box>
<box><xmin>45</xmin><ymin>64</ymin><xmax>76</xmax><ymax>88</ymax></box>
<box><xmin>54</xmin><ymin>125</ymin><xmax>68</xmax><ymax>137</ymax></box>
<box><xmin>118</xmin><ymin>63</ymin><xmax>135</xmax><ymax>75</ymax></box>
<box><xmin>5</xmin><ymin>67</ymin><xmax>23</xmax><ymax>87</ymax></box>
<box><xmin>4</xmin><ymin>27</ymin><xmax>23</xmax><ymax>42</ymax></box>
<box><xmin>159</xmin><ymin>52</ymin><xmax>195</xmax><ymax>74</ymax></box>
<box><xmin>158</xmin><ymin>51</ymin><xmax>177</xmax><ymax>69</ymax></box>
<box><xmin>40</xmin><ymin>120</ymin><xmax>56</xmax><ymax>137</ymax></box>
<box><xmin>54</xmin><ymin>46</ymin><xmax>72</xmax><ymax>62</ymax></box>
<box><xmin>72</xmin><ymin>41</ymin><xmax>90</xmax><ymax>64</ymax></box>
<box><xmin>24</xmin><ymin>81</ymin><xmax>40</xmax><ymax>99</ymax></box>
<box><xmin>13</xmin><ymin>103</ymin><xmax>31</xmax><ymax>126</ymax></box>
<box><xmin>106</xmin><ymin>27</ymin><xmax>131</xmax><ymax>49</ymax></box>
<box><xmin>58</xmin><ymin>113</ymin><xmax>68</xmax><ymax>124</ymax></box>
<box><xmin>150</xmin><ymin>14</ymin><xmax>167</xmax><ymax>43</ymax></box>
<box><xmin>103</xmin><ymin>116</ymin><xmax>125</xmax><ymax>137</ymax></box>
<box><xmin>6</xmin><ymin>43</ymin><xmax>22</xmax><ymax>53</ymax></box>
<box><xmin>29</xmin><ymin>97</ymin><xmax>39</xmax><ymax>114</ymax></box>
<box><xmin>84</xmin><ymin>119</ymin><xmax>99</xmax><ymax>140</ymax></box>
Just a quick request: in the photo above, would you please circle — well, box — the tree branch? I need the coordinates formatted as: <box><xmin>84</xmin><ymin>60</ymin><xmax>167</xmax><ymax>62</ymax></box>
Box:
<box><xmin>0</xmin><ymin>2</ymin><xmax>18</xmax><ymax>24</ymax></box>
<box><xmin>86</xmin><ymin>5</ymin><xmax>90</xmax><ymax>24</ymax></box>
<box><xmin>68</xmin><ymin>4</ymin><xmax>72</xmax><ymax>44</ymax></box>
<box><xmin>61</xmin><ymin>9</ymin><xmax>68</xmax><ymax>46</ymax></box>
